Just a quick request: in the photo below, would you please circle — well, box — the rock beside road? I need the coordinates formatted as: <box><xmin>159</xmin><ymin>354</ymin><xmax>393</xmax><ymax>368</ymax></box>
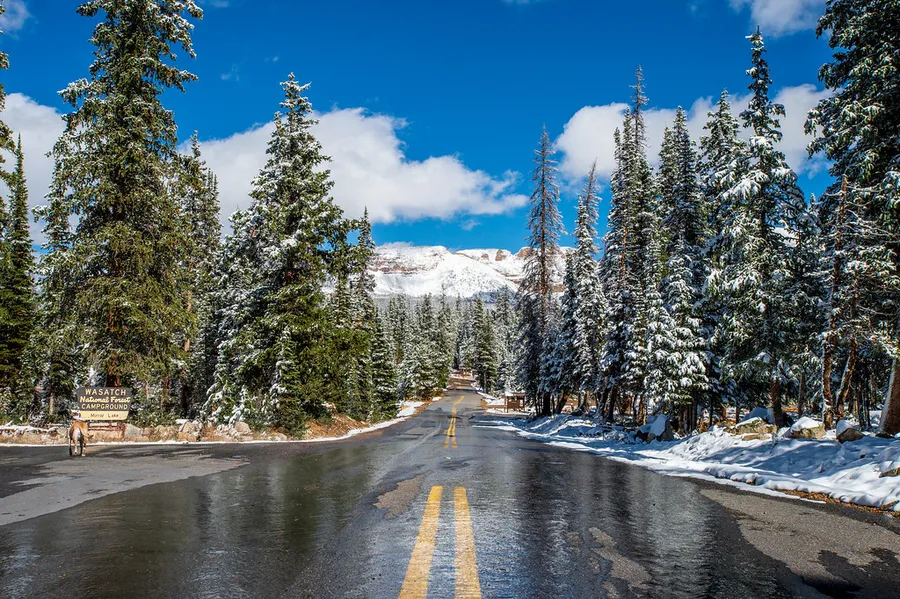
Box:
<box><xmin>1</xmin><ymin>425</ymin><xmax>66</xmax><ymax>444</ymax></box>
<box><xmin>177</xmin><ymin>421</ymin><xmax>202</xmax><ymax>441</ymax></box>
<box><xmin>726</xmin><ymin>417</ymin><xmax>777</xmax><ymax>436</ymax></box>
<box><xmin>790</xmin><ymin>417</ymin><xmax>826</xmax><ymax>440</ymax></box>
<box><xmin>836</xmin><ymin>420</ymin><xmax>865</xmax><ymax>444</ymax></box>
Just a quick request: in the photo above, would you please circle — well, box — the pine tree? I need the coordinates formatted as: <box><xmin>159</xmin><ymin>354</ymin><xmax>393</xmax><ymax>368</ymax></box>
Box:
<box><xmin>42</xmin><ymin>0</ymin><xmax>203</xmax><ymax>389</ymax></box>
<box><xmin>0</xmin><ymin>137</ymin><xmax>36</xmax><ymax>419</ymax></box>
<box><xmin>545</xmin><ymin>253</ymin><xmax>577</xmax><ymax>401</ymax></box>
<box><xmin>473</xmin><ymin>298</ymin><xmax>498</xmax><ymax>392</ymax></box>
<box><xmin>572</xmin><ymin>163</ymin><xmax>604</xmax><ymax>405</ymax></box>
<box><xmin>517</xmin><ymin>127</ymin><xmax>563</xmax><ymax>415</ymax></box>
<box><xmin>698</xmin><ymin>90</ymin><xmax>747</xmax><ymax>422</ymax></box>
<box><xmin>494</xmin><ymin>289</ymin><xmax>518</xmax><ymax>392</ymax></box>
<box><xmin>600</xmin><ymin>123</ymin><xmax>637</xmax><ymax>422</ymax></box>
<box><xmin>719</xmin><ymin>31</ymin><xmax>808</xmax><ymax>427</ymax></box>
<box><xmin>371</xmin><ymin>313</ymin><xmax>398</xmax><ymax>419</ymax></box>
<box><xmin>807</xmin><ymin>0</ymin><xmax>900</xmax><ymax>434</ymax></box>
<box><xmin>175</xmin><ymin>134</ymin><xmax>221</xmax><ymax>417</ymax></box>
<box><xmin>0</xmin><ymin>6</ymin><xmax>30</xmax><ymax>419</ymax></box>
<box><xmin>599</xmin><ymin>70</ymin><xmax>659</xmax><ymax>423</ymax></box>
<box><xmin>206</xmin><ymin>76</ymin><xmax>348</xmax><ymax>434</ymax></box>
<box><xmin>657</xmin><ymin>109</ymin><xmax>709</xmax><ymax>427</ymax></box>
<box><xmin>352</xmin><ymin>210</ymin><xmax>377</xmax><ymax>419</ymax></box>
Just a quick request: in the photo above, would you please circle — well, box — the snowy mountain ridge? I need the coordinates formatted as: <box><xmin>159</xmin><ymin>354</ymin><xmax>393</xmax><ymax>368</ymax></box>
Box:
<box><xmin>371</xmin><ymin>243</ymin><xmax>569</xmax><ymax>298</ymax></box>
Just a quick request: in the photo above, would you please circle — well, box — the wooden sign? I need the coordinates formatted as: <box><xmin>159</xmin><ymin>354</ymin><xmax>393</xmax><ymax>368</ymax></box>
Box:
<box><xmin>76</xmin><ymin>387</ymin><xmax>132</xmax><ymax>421</ymax></box>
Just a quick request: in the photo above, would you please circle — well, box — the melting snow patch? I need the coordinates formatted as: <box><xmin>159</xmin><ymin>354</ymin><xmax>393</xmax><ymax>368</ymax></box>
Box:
<box><xmin>497</xmin><ymin>415</ymin><xmax>900</xmax><ymax>512</ymax></box>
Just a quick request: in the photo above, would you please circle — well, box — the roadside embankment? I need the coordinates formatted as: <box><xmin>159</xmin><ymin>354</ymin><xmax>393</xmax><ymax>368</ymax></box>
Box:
<box><xmin>481</xmin><ymin>414</ymin><xmax>900</xmax><ymax>514</ymax></box>
<box><xmin>0</xmin><ymin>398</ymin><xmax>433</xmax><ymax>446</ymax></box>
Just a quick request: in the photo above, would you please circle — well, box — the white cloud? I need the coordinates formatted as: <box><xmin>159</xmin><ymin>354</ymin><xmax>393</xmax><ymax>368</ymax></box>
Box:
<box><xmin>1</xmin><ymin>92</ymin><xmax>526</xmax><ymax>235</ymax></box>
<box><xmin>1</xmin><ymin>93</ymin><xmax>65</xmax><ymax>223</ymax></box>
<box><xmin>556</xmin><ymin>83</ymin><xmax>829</xmax><ymax>183</ymax></box>
<box><xmin>197</xmin><ymin>108</ymin><xmax>528</xmax><ymax>225</ymax></box>
<box><xmin>729</xmin><ymin>0</ymin><xmax>825</xmax><ymax>36</ymax></box>
<box><xmin>0</xmin><ymin>0</ymin><xmax>31</xmax><ymax>33</ymax></box>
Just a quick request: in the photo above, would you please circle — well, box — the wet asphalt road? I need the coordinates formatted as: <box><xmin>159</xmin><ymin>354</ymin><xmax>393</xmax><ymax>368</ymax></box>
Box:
<box><xmin>1</xmin><ymin>388</ymin><xmax>899</xmax><ymax>599</ymax></box>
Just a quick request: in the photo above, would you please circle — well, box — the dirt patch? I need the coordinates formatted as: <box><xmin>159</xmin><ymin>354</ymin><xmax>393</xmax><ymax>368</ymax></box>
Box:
<box><xmin>374</xmin><ymin>475</ymin><xmax>425</xmax><ymax>519</ymax></box>
<box><xmin>304</xmin><ymin>414</ymin><xmax>371</xmax><ymax>440</ymax></box>
<box><xmin>778</xmin><ymin>489</ymin><xmax>900</xmax><ymax>517</ymax></box>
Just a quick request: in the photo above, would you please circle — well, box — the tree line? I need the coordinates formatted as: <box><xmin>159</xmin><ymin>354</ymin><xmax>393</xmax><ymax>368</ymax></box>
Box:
<box><xmin>512</xmin><ymin>4</ymin><xmax>900</xmax><ymax>437</ymax></box>
<box><xmin>0</xmin><ymin>0</ymin><xmax>480</xmax><ymax>433</ymax></box>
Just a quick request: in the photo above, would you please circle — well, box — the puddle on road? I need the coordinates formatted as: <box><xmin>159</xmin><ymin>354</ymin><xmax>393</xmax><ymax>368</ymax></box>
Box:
<box><xmin>374</xmin><ymin>474</ymin><xmax>424</xmax><ymax>519</ymax></box>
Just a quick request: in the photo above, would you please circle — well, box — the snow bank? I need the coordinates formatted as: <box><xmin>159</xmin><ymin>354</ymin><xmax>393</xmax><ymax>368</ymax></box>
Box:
<box><xmin>481</xmin><ymin>415</ymin><xmax>900</xmax><ymax>512</ymax></box>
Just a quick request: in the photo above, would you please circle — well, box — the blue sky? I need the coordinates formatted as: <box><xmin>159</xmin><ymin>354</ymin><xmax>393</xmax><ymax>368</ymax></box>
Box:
<box><xmin>2</xmin><ymin>0</ymin><xmax>834</xmax><ymax>251</ymax></box>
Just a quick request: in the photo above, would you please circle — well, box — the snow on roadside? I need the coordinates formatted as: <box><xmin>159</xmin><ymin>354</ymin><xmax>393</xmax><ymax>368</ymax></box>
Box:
<box><xmin>481</xmin><ymin>415</ymin><xmax>900</xmax><ymax>512</ymax></box>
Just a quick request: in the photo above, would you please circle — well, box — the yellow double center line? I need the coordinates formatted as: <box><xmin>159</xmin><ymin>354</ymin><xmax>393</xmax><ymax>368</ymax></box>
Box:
<box><xmin>399</xmin><ymin>486</ymin><xmax>482</xmax><ymax>599</ymax></box>
<box><xmin>443</xmin><ymin>396</ymin><xmax>465</xmax><ymax>449</ymax></box>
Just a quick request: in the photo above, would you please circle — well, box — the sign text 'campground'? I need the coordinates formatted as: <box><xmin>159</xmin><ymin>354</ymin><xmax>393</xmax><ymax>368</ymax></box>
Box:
<box><xmin>76</xmin><ymin>387</ymin><xmax>132</xmax><ymax>421</ymax></box>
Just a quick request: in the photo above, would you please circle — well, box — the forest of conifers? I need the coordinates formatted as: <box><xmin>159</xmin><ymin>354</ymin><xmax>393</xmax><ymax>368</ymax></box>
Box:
<box><xmin>0</xmin><ymin>0</ymin><xmax>898</xmax><ymax>437</ymax></box>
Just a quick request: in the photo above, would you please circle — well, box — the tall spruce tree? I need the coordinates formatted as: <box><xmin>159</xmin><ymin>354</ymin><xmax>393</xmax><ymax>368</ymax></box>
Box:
<box><xmin>517</xmin><ymin>127</ymin><xmax>563</xmax><ymax>415</ymax></box>
<box><xmin>719</xmin><ymin>31</ymin><xmax>807</xmax><ymax>427</ymax></box>
<box><xmin>656</xmin><ymin>110</ymin><xmax>709</xmax><ymax>427</ymax></box>
<box><xmin>371</xmin><ymin>312</ymin><xmax>398</xmax><ymax>419</ymax></box>
<box><xmin>572</xmin><ymin>163</ymin><xmax>603</xmax><ymax>405</ymax></box>
<box><xmin>807</xmin><ymin>0</ymin><xmax>900</xmax><ymax>434</ymax></box>
<box><xmin>0</xmin><ymin>137</ymin><xmax>36</xmax><ymax>419</ymax></box>
<box><xmin>42</xmin><ymin>0</ymin><xmax>203</xmax><ymax>389</ymax></box>
<box><xmin>600</xmin><ymin>123</ymin><xmax>637</xmax><ymax>421</ymax></box>
<box><xmin>473</xmin><ymin>298</ymin><xmax>498</xmax><ymax>393</ymax></box>
<box><xmin>699</xmin><ymin>91</ymin><xmax>747</xmax><ymax>421</ymax></box>
<box><xmin>175</xmin><ymin>134</ymin><xmax>220</xmax><ymax>416</ymax></box>
<box><xmin>206</xmin><ymin>76</ymin><xmax>348</xmax><ymax>434</ymax></box>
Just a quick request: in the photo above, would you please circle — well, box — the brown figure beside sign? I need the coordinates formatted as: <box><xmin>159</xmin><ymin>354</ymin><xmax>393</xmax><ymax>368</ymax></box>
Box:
<box><xmin>75</xmin><ymin>387</ymin><xmax>132</xmax><ymax>421</ymax></box>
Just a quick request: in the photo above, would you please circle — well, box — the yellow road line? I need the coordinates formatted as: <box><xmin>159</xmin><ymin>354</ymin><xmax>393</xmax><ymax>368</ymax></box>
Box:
<box><xmin>399</xmin><ymin>486</ymin><xmax>443</xmax><ymax>599</ymax></box>
<box><xmin>444</xmin><ymin>400</ymin><xmax>463</xmax><ymax>448</ymax></box>
<box><xmin>454</xmin><ymin>487</ymin><xmax>482</xmax><ymax>599</ymax></box>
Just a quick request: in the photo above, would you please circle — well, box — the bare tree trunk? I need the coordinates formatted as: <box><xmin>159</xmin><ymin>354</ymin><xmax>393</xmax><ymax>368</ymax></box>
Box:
<box><xmin>579</xmin><ymin>390</ymin><xmax>591</xmax><ymax>412</ymax></box>
<box><xmin>555</xmin><ymin>393</ymin><xmax>568</xmax><ymax>415</ymax></box>
<box><xmin>607</xmin><ymin>386</ymin><xmax>617</xmax><ymax>422</ymax></box>
<box><xmin>881</xmin><ymin>359</ymin><xmax>900</xmax><ymax>436</ymax></box>
<box><xmin>770</xmin><ymin>377</ymin><xmax>785</xmax><ymax>428</ymax></box>
<box><xmin>822</xmin><ymin>178</ymin><xmax>848</xmax><ymax>429</ymax></box>
<box><xmin>835</xmin><ymin>345</ymin><xmax>857</xmax><ymax>418</ymax></box>
<box><xmin>797</xmin><ymin>372</ymin><xmax>806</xmax><ymax>417</ymax></box>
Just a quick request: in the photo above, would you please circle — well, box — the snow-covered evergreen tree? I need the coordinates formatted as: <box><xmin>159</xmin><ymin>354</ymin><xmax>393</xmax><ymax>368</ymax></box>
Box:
<box><xmin>807</xmin><ymin>0</ymin><xmax>900</xmax><ymax>434</ymax></box>
<box><xmin>494</xmin><ymin>289</ymin><xmax>519</xmax><ymax>392</ymax></box>
<box><xmin>655</xmin><ymin>109</ymin><xmax>709</xmax><ymax>427</ymax></box>
<box><xmin>698</xmin><ymin>90</ymin><xmax>747</xmax><ymax>421</ymax></box>
<box><xmin>206</xmin><ymin>76</ymin><xmax>348</xmax><ymax>435</ymax></box>
<box><xmin>175</xmin><ymin>135</ymin><xmax>220</xmax><ymax>417</ymax></box>
<box><xmin>371</xmin><ymin>312</ymin><xmax>398</xmax><ymax>419</ymax></box>
<box><xmin>0</xmin><ymin>137</ymin><xmax>36</xmax><ymax>419</ymax></box>
<box><xmin>571</xmin><ymin>163</ymin><xmax>604</xmax><ymax>404</ymax></box>
<box><xmin>545</xmin><ymin>253</ymin><xmax>577</xmax><ymax>401</ymax></box>
<box><xmin>600</xmin><ymin>123</ymin><xmax>637</xmax><ymax>421</ymax></box>
<box><xmin>41</xmin><ymin>0</ymin><xmax>203</xmax><ymax>389</ymax></box>
<box><xmin>717</xmin><ymin>31</ymin><xmax>808</xmax><ymax>427</ymax></box>
<box><xmin>518</xmin><ymin>127</ymin><xmax>563</xmax><ymax>415</ymax></box>
<box><xmin>473</xmin><ymin>298</ymin><xmax>498</xmax><ymax>392</ymax></box>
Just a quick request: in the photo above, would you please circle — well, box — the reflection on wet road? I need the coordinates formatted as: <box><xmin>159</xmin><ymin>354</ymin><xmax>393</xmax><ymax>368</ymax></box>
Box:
<box><xmin>1</xmin><ymin>389</ymin><xmax>898</xmax><ymax>598</ymax></box>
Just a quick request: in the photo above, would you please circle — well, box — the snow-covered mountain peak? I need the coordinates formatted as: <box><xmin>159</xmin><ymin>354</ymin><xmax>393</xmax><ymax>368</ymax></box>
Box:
<box><xmin>372</xmin><ymin>244</ymin><xmax>569</xmax><ymax>298</ymax></box>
